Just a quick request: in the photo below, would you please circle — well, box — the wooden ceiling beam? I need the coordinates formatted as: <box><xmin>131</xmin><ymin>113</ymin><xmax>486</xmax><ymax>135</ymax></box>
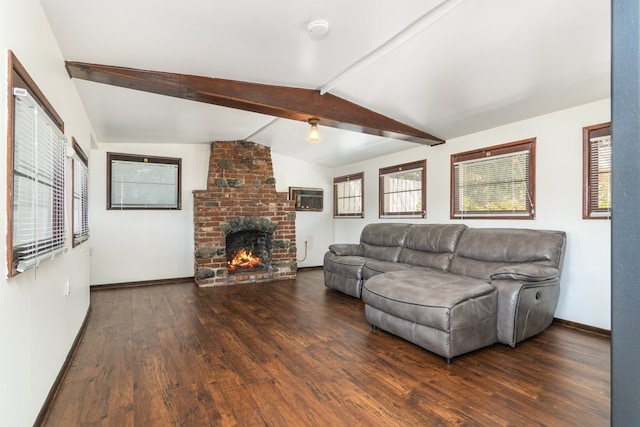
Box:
<box><xmin>65</xmin><ymin>61</ymin><xmax>444</xmax><ymax>145</ymax></box>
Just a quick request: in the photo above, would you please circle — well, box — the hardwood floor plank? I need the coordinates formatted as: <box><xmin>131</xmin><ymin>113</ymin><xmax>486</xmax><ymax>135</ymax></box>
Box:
<box><xmin>41</xmin><ymin>270</ymin><xmax>610</xmax><ymax>426</ymax></box>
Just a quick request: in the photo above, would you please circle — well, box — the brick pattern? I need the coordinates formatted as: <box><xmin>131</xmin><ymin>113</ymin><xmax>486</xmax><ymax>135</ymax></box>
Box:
<box><xmin>193</xmin><ymin>141</ymin><xmax>297</xmax><ymax>286</ymax></box>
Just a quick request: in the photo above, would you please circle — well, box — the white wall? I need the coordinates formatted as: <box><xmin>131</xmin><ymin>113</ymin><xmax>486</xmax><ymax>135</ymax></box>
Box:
<box><xmin>272</xmin><ymin>153</ymin><xmax>333</xmax><ymax>267</ymax></box>
<box><xmin>89</xmin><ymin>143</ymin><xmax>210</xmax><ymax>285</ymax></box>
<box><xmin>333</xmin><ymin>99</ymin><xmax>611</xmax><ymax>330</ymax></box>
<box><xmin>0</xmin><ymin>0</ymin><xmax>94</xmax><ymax>425</ymax></box>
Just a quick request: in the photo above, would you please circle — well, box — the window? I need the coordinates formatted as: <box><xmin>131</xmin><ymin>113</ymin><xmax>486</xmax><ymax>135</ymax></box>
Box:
<box><xmin>379</xmin><ymin>160</ymin><xmax>426</xmax><ymax>218</ymax></box>
<box><xmin>8</xmin><ymin>51</ymin><xmax>67</xmax><ymax>276</ymax></box>
<box><xmin>333</xmin><ymin>172</ymin><xmax>364</xmax><ymax>217</ymax></box>
<box><xmin>72</xmin><ymin>138</ymin><xmax>89</xmax><ymax>246</ymax></box>
<box><xmin>107</xmin><ymin>152</ymin><xmax>181</xmax><ymax>210</ymax></box>
<box><xmin>451</xmin><ymin>138</ymin><xmax>535</xmax><ymax>219</ymax></box>
<box><xmin>583</xmin><ymin>122</ymin><xmax>611</xmax><ymax>219</ymax></box>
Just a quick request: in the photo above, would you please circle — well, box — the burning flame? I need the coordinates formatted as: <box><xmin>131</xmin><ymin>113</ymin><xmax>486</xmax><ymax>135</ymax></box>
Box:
<box><xmin>228</xmin><ymin>249</ymin><xmax>262</xmax><ymax>270</ymax></box>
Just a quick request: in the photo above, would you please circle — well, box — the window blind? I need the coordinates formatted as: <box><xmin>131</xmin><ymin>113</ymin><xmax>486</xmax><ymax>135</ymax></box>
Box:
<box><xmin>587</xmin><ymin>135</ymin><xmax>612</xmax><ymax>217</ymax></box>
<box><xmin>12</xmin><ymin>92</ymin><xmax>67</xmax><ymax>272</ymax></box>
<box><xmin>453</xmin><ymin>148</ymin><xmax>533</xmax><ymax>218</ymax></box>
<box><xmin>73</xmin><ymin>145</ymin><xmax>89</xmax><ymax>245</ymax></box>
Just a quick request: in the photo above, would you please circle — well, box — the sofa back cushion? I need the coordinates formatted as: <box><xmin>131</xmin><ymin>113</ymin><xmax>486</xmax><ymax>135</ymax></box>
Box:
<box><xmin>360</xmin><ymin>223</ymin><xmax>410</xmax><ymax>262</ymax></box>
<box><xmin>449</xmin><ymin>228</ymin><xmax>567</xmax><ymax>280</ymax></box>
<box><xmin>397</xmin><ymin>224</ymin><xmax>467</xmax><ymax>270</ymax></box>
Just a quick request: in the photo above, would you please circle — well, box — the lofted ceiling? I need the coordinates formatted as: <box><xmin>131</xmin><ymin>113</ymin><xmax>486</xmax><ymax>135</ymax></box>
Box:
<box><xmin>38</xmin><ymin>0</ymin><xmax>610</xmax><ymax>167</ymax></box>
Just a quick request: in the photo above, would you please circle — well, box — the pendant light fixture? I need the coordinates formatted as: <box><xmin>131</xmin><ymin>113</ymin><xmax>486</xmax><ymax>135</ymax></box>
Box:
<box><xmin>307</xmin><ymin>118</ymin><xmax>321</xmax><ymax>142</ymax></box>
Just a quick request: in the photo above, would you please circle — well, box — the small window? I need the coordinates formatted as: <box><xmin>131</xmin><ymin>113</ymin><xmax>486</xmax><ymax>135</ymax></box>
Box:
<box><xmin>333</xmin><ymin>172</ymin><xmax>364</xmax><ymax>218</ymax></box>
<box><xmin>8</xmin><ymin>51</ymin><xmax>67</xmax><ymax>275</ymax></box>
<box><xmin>107</xmin><ymin>152</ymin><xmax>181</xmax><ymax>210</ymax></box>
<box><xmin>72</xmin><ymin>138</ymin><xmax>89</xmax><ymax>246</ymax></box>
<box><xmin>583</xmin><ymin>122</ymin><xmax>611</xmax><ymax>219</ymax></box>
<box><xmin>379</xmin><ymin>160</ymin><xmax>426</xmax><ymax>218</ymax></box>
<box><xmin>451</xmin><ymin>138</ymin><xmax>535</xmax><ymax>219</ymax></box>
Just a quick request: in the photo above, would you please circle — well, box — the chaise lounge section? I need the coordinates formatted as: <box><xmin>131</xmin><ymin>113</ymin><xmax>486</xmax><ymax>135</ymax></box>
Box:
<box><xmin>323</xmin><ymin>223</ymin><xmax>566</xmax><ymax>363</ymax></box>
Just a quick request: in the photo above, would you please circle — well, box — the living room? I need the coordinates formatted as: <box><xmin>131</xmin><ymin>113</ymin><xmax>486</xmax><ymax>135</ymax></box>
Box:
<box><xmin>1</xmin><ymin>0</ymin><xmax>637</xmax><ymax>425</ymax></box>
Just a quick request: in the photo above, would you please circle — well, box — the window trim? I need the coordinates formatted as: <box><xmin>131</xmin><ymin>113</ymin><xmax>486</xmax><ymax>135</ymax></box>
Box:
<box><xmin>72</xmin><ymin>138</ymin><xmax>89</xmax><ymax>247</ymax></box>
<box><xmin>107</xmin><ymin>152</ymin><xmax>182</xmax><ymax>210</ymax></box>
<box><xmin>379</xmin><ymin>160</ymin><xmax>426</xmax><ymax>219</ymax></box>
<box><xmin>450</xmin><ymin>138</ymin><xmax>536</xmax><ymax>220</ymax></box>
<box><xmin>333</xmin><ymin>172</ymin><xmax>364</xmax><ymax>218</ymax></box>
<box><xmin>7</xmin><ymin>50</ymin><xmax>66</xmax><ymax>276</ymax></box>
<box><xmin>582</xmin><ymin>122</ymin><xmax>611</xmax><ymax>219</ymax></box>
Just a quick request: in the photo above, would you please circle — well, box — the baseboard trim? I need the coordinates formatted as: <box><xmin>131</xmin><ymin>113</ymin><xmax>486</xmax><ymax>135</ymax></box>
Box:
<box><xmin>553</xmin><ymin>318</ymin><xmax>610</xmax><ymax>337</ymax></box>
<box><xmin>91</xmin><ymin>276</ymin><xmax>195</xmax><ymax>291</ymax></box>
<box><xmin>91</xmin><ymin>271</ymin><xmax>326</xmax><ymax>290</ymax></box>
<box><xmin>35</xmin><ymin>304</ymin><xmax>92</xmax><ymax>426</ymax></box>
<box><xmin>297</xmin><ymin>266</ymin><xmax>323</xmax><ymax>272</ymax></box>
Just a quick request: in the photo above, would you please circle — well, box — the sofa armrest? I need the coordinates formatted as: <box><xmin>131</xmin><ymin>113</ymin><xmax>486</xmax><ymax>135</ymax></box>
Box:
<box><xmin>329</xmin><ymin>243</ymin><xmax>364</xmax><ymax>256</ymax></box>
<box><xmin>491</xmin><ymin>278</ymin><xmax>560</xmax><ymax>346</ymax></box>
<box><xmin>490</xmin><ymin>264</ymin><xmax>559</xmax><ymax>282</ymax></box>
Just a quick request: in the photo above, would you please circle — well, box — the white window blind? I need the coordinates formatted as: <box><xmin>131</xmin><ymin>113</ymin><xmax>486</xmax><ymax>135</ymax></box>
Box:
<box><xmin>587</xmin><ymin>135</ymin><xmax>612</xmax><ymax>217</ymax></box>
<box><xmin>12</xmin><ymin>91</ymin><xmax>67</xmax><ymax>273</ymax></box>
<box><xmin>73</xmin><ymin>144</ymin><xmax>89</xmax><ymax>245</ymax></box>
<box><xmin>453</xmin><ymin>145</ymin><xmax>533</xmax><ymax>218</ymax></box>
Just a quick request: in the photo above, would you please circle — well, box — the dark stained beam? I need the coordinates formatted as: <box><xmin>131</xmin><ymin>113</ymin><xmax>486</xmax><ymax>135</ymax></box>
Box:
<box><xmin>65</xmin><ymin>61</ymin><xmax>444</xmax><ymax>145</ymax></box>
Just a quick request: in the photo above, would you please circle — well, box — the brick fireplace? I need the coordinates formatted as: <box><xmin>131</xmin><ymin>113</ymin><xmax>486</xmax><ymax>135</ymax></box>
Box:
<box><xmin>193</xmin><ymin>141</ymin><xmax>297</xmax><ymax>286</ymax></box>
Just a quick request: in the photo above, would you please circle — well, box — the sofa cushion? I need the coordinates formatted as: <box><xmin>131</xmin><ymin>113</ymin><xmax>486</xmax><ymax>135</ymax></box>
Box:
<box><xmin>397</xmin><ymin>224</ymin><xmax>467</xmax><ymax>271</ymax></box>
<box><xmin>450</xmin><ymin>228</ymin><xmax>566</xmax><ymax>279</ymax></box>
<box><xmin>403</xmin><ymin>224</ymin><xmax>467</xmax><ymax>253</ymax></box>
<box><xmin>362</xmin><ymin>269</ymin><xmax>495</xmax><ymax>332</ymax></box>
<box><xmin>362</xmin><ymin>259</ymin><xmax>413</xmax><ymax>280</ymax></box>
<box><xmin>360</xmin><ymin>223</ymin><xmax>410</xmax><ymax>262</ymax></box>
<box><xmin>323</xmin><ymin>253</ymin><xmax>367</xmax><ymax>279</ymax></box>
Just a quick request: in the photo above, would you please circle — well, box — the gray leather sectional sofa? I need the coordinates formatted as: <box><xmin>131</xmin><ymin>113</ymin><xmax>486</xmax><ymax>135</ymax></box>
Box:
<box><xmin>323</xmin><ymin>223</ymin><xmax>566</xmax><ymax>363</ymax></box>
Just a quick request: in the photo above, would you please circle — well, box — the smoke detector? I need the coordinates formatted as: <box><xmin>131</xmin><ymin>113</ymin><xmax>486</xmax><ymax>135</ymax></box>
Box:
<box><xmin>308</xmin><ymin>20</ymin><xmax>330</xmax><ymax>41</ymax></box>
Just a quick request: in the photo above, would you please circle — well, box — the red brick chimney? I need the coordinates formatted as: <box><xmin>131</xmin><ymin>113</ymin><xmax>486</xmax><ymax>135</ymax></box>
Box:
<box><xmin>193</xmin><ymin>141</ymin><xmax>297</xmax><ymax>286</ymax></box>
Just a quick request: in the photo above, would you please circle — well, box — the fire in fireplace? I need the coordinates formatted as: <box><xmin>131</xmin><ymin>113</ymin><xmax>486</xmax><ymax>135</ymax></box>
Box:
<box><xmin>226</xmin><ymin>230</ymin><xmax>272</xmax><ymax>273</ymax></box>
<box><xmin>228</xmin><ymin>250</ymin><xmax>261</xmax><ymax>270</ymax></box>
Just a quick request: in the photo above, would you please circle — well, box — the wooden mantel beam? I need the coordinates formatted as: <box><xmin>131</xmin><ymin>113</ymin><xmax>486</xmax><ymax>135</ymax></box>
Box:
<box><xmin>65</xmin><ymin>61</ymin><xmax>444</xmax><ymax>145</ymax></box>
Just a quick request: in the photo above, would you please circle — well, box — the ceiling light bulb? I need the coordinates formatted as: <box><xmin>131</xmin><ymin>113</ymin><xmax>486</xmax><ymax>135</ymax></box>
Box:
<box><xmin>308</xmin><ymin>118</ymin><xmax>321</xmax><ymax>142</ymax></box>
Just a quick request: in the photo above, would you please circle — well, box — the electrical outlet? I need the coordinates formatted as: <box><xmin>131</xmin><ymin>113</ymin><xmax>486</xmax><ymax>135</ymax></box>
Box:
<box><xmin>64</xmin><ymin>279</ymin><xmax>70</xmax><ymax>298</ymax></box>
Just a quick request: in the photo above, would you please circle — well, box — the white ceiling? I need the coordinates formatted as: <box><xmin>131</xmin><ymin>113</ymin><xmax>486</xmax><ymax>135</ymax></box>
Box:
<box><xmin>39</xmin><ymin>0</ymin><xmax>610</xmax><ymax>167</ymax></box>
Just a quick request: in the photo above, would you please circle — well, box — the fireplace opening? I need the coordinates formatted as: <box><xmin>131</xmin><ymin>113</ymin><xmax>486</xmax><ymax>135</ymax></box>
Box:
<box><xmin>226</xmin><ymin>230</ymin><xmax>273</xmax><ymax>273</ymax></box>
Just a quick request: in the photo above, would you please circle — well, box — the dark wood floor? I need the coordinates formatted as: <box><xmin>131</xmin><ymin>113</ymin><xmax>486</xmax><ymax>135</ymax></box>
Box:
<box><xmin>42</xmin><ymin>269</ymin><xmax>610</xmax><ymax>426</ymax></box>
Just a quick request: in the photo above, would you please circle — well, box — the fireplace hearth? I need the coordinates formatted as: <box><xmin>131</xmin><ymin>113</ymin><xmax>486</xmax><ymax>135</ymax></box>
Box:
<box><xmin>193</xmin><ymin>141</ymin><xmax>297</xmax><ymax>286</ymax></box>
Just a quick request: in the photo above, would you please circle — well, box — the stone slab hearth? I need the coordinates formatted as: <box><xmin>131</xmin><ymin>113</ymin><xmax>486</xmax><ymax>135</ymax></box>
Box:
<box><xmin>193</xmin><ymin>141</ymin><xmax>297</xmax><ymax>287</ymax></box>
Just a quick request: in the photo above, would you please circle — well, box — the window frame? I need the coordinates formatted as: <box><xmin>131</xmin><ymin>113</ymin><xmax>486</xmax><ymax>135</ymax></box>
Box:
<box><xmin>450</xmin><ymin>138</ymin><xmax>536</xmax><ymax>220</ymax></box>
<box><xmin>72</xmin><ymin>138</ymin><xmax>89</xmax><ymax>246</ymax></box>
<box><xmin>107</xmin><ymin>152</ymin><xmax>182</xmax><ymax>210</ymax></box>
<box><xmin>582</xmin><ymin>122</ymin><xmax>612</xmax><ymax>219</ymax></box>
<box><xmin>7</xmin><ymin>50</ymin><xmax>67</xmax><ymax>276</ymax></box>
<box><xmin>379</xmin><ymin>160</ymin><xmax>426</xmax><ymax>219</ymax></box>
<box><xmin>333</xmin><ymin>172</ymin><xmax>364</xmax><ymax>218</ymax></box>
